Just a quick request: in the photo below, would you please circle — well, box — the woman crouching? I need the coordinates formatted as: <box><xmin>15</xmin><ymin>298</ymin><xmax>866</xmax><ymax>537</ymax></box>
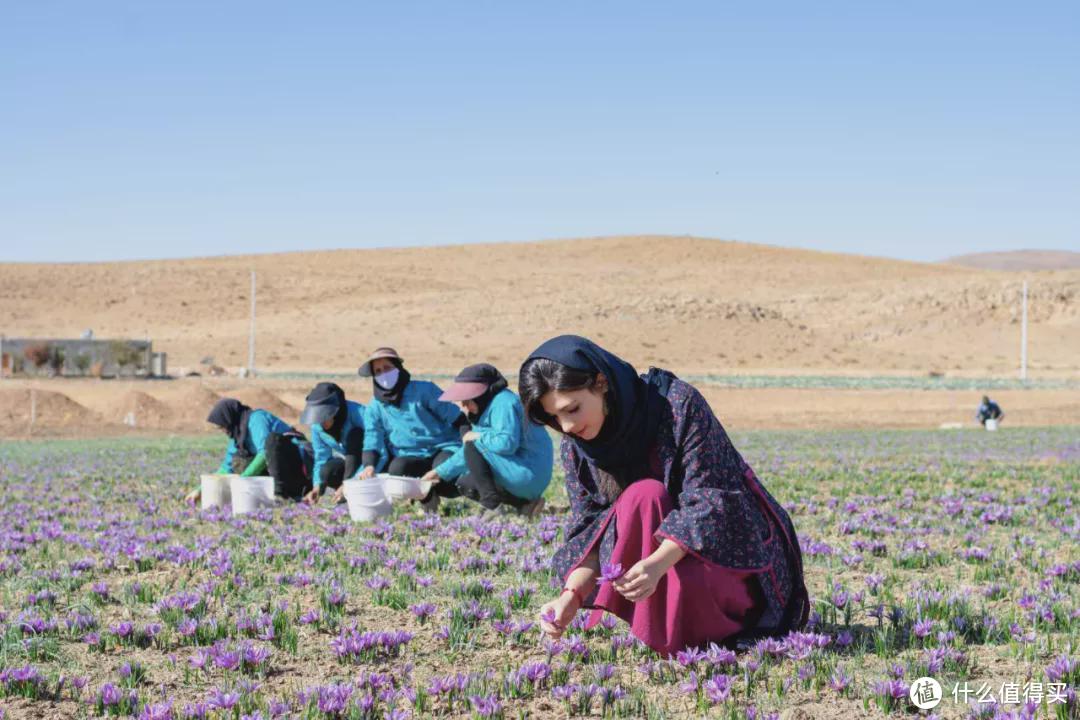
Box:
<box><xmin>520</xmin><ymin>335</ymin><xmax>808</xmax><ymax>655</ymax></box>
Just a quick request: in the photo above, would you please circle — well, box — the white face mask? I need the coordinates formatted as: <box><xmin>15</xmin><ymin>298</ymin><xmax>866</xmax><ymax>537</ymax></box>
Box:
<box><xmin>374</xmin><ymin>367</ymin><xmax>400</xmax><ymax>390</ymax></box>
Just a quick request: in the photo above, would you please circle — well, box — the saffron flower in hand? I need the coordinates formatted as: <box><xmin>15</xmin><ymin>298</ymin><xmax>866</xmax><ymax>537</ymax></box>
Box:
<box><xmin>600</xmin><ymin>563</ymin><xmax>623</xmax><ymax>583</ymax></box>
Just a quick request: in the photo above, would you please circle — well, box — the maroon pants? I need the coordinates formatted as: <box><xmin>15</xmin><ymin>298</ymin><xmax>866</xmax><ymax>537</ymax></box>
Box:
<box><xmin>576</xmin><ymin>479</ymin><xmax>765</xmax><ymax>655</ymax></box>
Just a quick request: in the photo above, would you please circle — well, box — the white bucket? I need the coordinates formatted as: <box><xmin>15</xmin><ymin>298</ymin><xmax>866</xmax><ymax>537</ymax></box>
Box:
<box><xmin>200</xmin><ymin>474</ymin><xmax>234</xmax><ymax>509</ymax></box>
<box><xmin>343</xmin><ymin>478</ymin><xmax>392</xmax><ymax>522</ymax></box>
<box><xmin>378</xmin><ymin>474</ymin><xmax>433</xmax><ymax>501</ymax></box>
<box><xmin>230</xmin><ymin>476</ymin><xmax>275</xmax><ymax>516</ymax></box>
<box><xmin>985</xmin><ymin>418</ymin><xmax>999</xmax><ymax>432</ymax></box>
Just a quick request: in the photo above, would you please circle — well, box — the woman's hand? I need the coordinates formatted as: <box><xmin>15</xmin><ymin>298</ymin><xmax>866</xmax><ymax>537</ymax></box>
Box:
<box><xmin>462</xmin><ymin>431</ymin><xmax>481</xmax><ymax>443</ymax></box>
<box><xmin>612</xmin><ymin>558</ymin><xmax>666</xmax><ymax>602</ymax></box>
<box><xmin>612</xmin><ymin>540</ymin><xmax>687</xmax><ymax>602</ymax></box>
<box><xmin>358</xmin><ymin>466</ymin><xmax>376</xmax><ymax>480</ymax></box>
<box><xmin>331</xmin><ymin>486</ymin><xmax>346</xmax><ymax>504</ymax></box>
<box><xmin>303</xmin><ymin>487</ymin><xmax>321</xmax><ymax>505</ymax></box>
<box><xmin>184</xmin><ymin>488</ymin><xmax>201</xmax><ymax>504</ymax></box>
<box><xmin>420</xmin><ymin>469</ymin><xmax>441</xmax><ymax>483</ymax></box>
<box><xmin>538</xmin><ymin>591</ymin><xmax>580</xmax><ymax>641</ymax></box>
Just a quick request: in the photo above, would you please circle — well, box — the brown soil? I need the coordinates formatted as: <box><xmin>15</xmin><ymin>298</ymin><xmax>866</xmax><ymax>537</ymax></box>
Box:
<box><xmin>100</xmin><ymin>389</ymin><xmax>175</xmax><ymax>429</ymax></box>
<box><xmin>0</xmin><ymin>387</ymin><xmax>111</xmax><ymax>436</ymax></box>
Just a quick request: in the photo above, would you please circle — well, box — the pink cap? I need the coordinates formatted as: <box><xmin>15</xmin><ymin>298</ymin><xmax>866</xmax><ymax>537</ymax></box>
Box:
<box><xmin>438</xmin><ymin>382</ymin><xmax>489</xmax><ymax>402</ymax></box>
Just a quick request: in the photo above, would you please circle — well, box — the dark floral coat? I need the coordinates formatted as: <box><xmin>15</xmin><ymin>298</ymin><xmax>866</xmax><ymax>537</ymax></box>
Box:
<box><xmin>552</xmin><ymin>378</ymin><xmax>809</xmax><ymax>638</ymax></box>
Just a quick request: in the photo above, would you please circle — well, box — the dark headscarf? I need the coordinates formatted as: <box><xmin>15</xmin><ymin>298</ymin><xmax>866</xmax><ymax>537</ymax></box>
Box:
<box><xmin>373</xmin><ymin>359</ymin><xmax>412</xmax><ymax>407</ymax></box>
<box><xmin>461</xmin><ymin>364</ymin><xmax>509</xmax><ymax>423</ymax></box>
<box><xmin>207</xmin><ymin>398</ymin><xmax>253</xmax><ymax>452</ymax></box>
<box><xmin>306</xmin><ymin>382</ymin><xmax>349</xmax><ymax>440</ymax></box>
<box><xmin>522</xmin><ymin>335</ymin><xmax>672</xmax><ymax>485</ymax></box>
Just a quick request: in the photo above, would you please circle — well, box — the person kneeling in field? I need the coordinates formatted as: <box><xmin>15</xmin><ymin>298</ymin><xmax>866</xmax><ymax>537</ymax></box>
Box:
<box><xmin>299</xmin><ymin>382</ymin><xmax>365</xmax><ymax>504</ymax></box>
<box><xmin>344</xmin><ymin>347</ymin><xmax>468</xmax><ymax>511</ymax></box>
<box><xmin>184</xmin><ymin>398</ymin><xmax>312</xmax><ymax>503</ymax></box>
<box><xmin>521</xmin><ymin>335</ymin><xmax>809</xmax><ymax>655</ymax></box>
<box><xmin>417</xmin><ymin>363</ymin><xmax>552</xmax><ymax>518</ymax></box>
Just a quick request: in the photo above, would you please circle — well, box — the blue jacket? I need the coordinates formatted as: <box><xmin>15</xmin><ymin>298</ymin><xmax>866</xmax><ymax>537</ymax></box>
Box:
<box><xmin>310</xmin><ymin>400</ymin><xmax>366</xmax><ymax>488</ymax></box>
<box><xmin>435</xmin><ymin>389</ymin><xmax>553</xmax><ymax>500</ymax></box>
<box><xmin>216</xmin><ymin>409</ymin><xmax>293</xmax><ymax>474</ymax></box>
<box><xmin>362</xmin><ymin>380</ymin><xmax>462</xmax><ymax>468</ymax></box>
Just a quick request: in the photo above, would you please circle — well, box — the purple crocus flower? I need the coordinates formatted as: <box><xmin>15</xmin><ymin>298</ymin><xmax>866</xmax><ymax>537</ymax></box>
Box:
<box><xmin>703</xmin><ymin>674</ymin><xmax>733</xmax><ymax>703</ymax></box>
<box><xmin>599</xmin><ymin>563</ymin><xmax>623</xmax><ymax>583</ymax></box>
<box><xmin>99</xmin><ymin>683</ymin><xmax>122</xmax><ymax>706</ymax></box>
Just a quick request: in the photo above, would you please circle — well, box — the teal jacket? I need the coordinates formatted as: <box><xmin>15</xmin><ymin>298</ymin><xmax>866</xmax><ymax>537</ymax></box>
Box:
<box><xmin>310</xmin><ymin>400</ymin><xmax>366</xmax><ymax>488</ymax></box>
<box><xmin>362</xmin><ymin>380</ymin><xmax>462</xmax><ymax>468</ymax></box>
<box><xmin>435</xmin><ymin>389</ymin><xmax>553</xmax><ymax>500</ymax></box>
<box><xmin>216</xmin><ymin>409</ymin><xmax>293</xmax><ymax>474</ymax></box>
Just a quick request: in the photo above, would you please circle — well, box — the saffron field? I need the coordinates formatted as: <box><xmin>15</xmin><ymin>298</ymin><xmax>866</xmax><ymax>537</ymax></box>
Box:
<box><xmin>0</xmin><ymin>428</ymin><xmax>1076</xmax><ymax>719</ymax></box>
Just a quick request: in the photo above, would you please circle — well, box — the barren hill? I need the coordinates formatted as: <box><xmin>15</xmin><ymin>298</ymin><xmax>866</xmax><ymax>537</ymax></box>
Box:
<box><xmin>1</xmin><ymin>236</ymin><xmax>1077</xmax><ymax>377</ymax></box>
<box><xmin>943</xmin><ymin>250</ymin><xmax>1080</xmax><ymax>272</ymax></box>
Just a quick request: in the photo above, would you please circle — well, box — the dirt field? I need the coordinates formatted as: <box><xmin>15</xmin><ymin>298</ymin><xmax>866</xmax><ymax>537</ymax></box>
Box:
<box><xmin>2</xmin><ymin>376</ymin><xmax>1076</xmax><ymax>439</ymax></box>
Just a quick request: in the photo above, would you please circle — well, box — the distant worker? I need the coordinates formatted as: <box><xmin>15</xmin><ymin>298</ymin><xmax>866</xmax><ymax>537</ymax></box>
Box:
<box><xmin>184</xmin><ymin>398</ymin><xmax>312</xmax><ymax>503</ymax></box>
<box><xmin>975</xmin><ymin>395</ymin><xmax>1004</xmax><ymax>429</ymax></box>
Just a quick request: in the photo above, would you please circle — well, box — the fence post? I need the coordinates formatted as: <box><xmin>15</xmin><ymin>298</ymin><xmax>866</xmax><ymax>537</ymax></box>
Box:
<box><xmin>248</xmin><ymin>270</ymin><xmax>257</xmax><ymax>378</ymax></box>
<box><xmin>1020</xmin><ymin>280</ymin><xmax>1028</xmax><ymax>382</ymax></box>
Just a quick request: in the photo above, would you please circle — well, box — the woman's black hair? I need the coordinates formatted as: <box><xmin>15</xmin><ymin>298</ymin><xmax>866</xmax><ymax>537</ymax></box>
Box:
<box><xmin>518</xmin><ymin>357</ymin><xmax>602</xmax><ymax>429</ymax></box>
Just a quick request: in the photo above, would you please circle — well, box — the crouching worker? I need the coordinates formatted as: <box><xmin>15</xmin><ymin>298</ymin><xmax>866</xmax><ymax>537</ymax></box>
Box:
<box><xmin>300</xmin><ymin>382</ymin><xmax>365</xmax><ymax>504</ymax></box>
<box><xmin>344</xmin><ymin>347</ymin><xmax>468</xmax><ymax>510</ymax></box>
<box><xmin>420</xmin><ymin>363</ymin><xmax>552</xmax><ymax>518</ymax></box>
<box><xmin>976</xmin><ymin>395</ymin><xmax>1004</xmax><ymax>429</ymax></box>
<box><xmin>184</xmin><ymin>398</ymin><xmax>312</xmax><ymax>503</ymax></box>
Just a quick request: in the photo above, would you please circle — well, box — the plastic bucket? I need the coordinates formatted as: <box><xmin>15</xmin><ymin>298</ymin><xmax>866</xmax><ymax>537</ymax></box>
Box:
<box><xmin>200</xmin><ymin>474</ymin><xmax>234</xmax><ymax>509</ymax></box>
<box><xmin>379</xmin><ymin>474</ymin><xmax>433</xmax><ymax>501</ymax></box>
<box><xmin>343</xmin><ymin>478</ymin><xmax>392</xmax><ymax>522</ymax></box>
<box><xmin>230</xmin><ymin>476</ymin><xmax>275</xmax><ymax>516</ymax></box>
<box><xmin>985</xmin><ymin>418</ymin><xmax>998</xmax><ymax>432</ymax></box>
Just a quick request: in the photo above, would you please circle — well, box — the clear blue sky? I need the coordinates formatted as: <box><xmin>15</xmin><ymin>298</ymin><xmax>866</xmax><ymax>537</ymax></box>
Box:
<box><xmin>2</xmin><ymin>1</ymin><xmax>1077</xmax><ymax>263</ymax></box>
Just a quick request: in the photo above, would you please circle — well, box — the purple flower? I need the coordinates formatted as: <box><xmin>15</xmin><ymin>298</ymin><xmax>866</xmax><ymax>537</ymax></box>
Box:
<box><xmin>829</xmin><ymin>667</ymin><xmax>852</xmax><ymax>693</ymax></box>
<box><xmin>99</xmin><ymin>682</ymin><xmax>122</xmax><ymax>706</ymax></box>
<box><xmin>468</xmin><ymin>694</ymin><xmax>503</xmax><ymax>718</ymax></box>
<box><xmin>139</xmin><ymin>701</ymin><xmax>174</xmax><ymax>720</ymax></box>
<box><xmin>110</xmin><ymin>621</ymin><xmax>134</xmax><ymax>639</ymax></box>
<box><xmin>679</xmin><ymin>671</ymin><xmax>699</xmax><ymax>695</ymax></box>
<box><xmin>703</xmin><ymin>674</ymin><xmax>733</xmax><ymax>703</ymax></box>
<box><xmin>208</xmin><ymin>688</ymin><xmax>239</xmax><ymax>710</ymax></box>
<box><xmin>409</xmin><ymin>603</ymin><xmax>435</xmax><ymax>621</ymax></box>
<box><xmin>599</xmin><ymin>563</ymin><xmax>623</xmax><ymax>583</ymax></box>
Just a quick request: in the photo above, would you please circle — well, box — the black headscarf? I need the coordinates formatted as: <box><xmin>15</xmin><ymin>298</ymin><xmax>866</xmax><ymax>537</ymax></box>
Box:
<box><xmin>373</xmin><ymin>359</ymin><xmax>412</xmax><ymax>407</ymax></box>
<box><xmin>460</xmin><ymin>363</ymin><xmax>509</xmax><ymax>423</ymax></box>
<box><xmin>207</xmin><ymin>398</ymin><xmax>253</xmax><ymax>452</ymax></box>
<box><xmin>522</xmin><ymin>335</ymin><xmax>672</xmax><ymax>484</ymax></box>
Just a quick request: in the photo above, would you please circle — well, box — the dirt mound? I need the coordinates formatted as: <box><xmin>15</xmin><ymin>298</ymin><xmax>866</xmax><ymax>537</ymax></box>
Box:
<box><xmin>163</xmin><ymin>383</ymin><xmax>227</xmax><ymax>429</ymax></box>
<box><xmin>100</xmin><ymin>390</ymin><xmax>174</xmax><ymax>429</ymax></box>
<box><xmin>0</xmin><ymin>388</ymin><xmax>106</xmax><ymax>435</ymax></box>
<box><xmin>222</xmin><ymin>388</ymin><xmax>299</xmax><ymax>425</ymax></box>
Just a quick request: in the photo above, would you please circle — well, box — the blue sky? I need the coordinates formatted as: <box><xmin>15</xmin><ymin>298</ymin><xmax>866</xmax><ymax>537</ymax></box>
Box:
<box><xmin>2</xmin><ymin>1</ymin><xmax>1077</xmax><ymax>263</ymax></box>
